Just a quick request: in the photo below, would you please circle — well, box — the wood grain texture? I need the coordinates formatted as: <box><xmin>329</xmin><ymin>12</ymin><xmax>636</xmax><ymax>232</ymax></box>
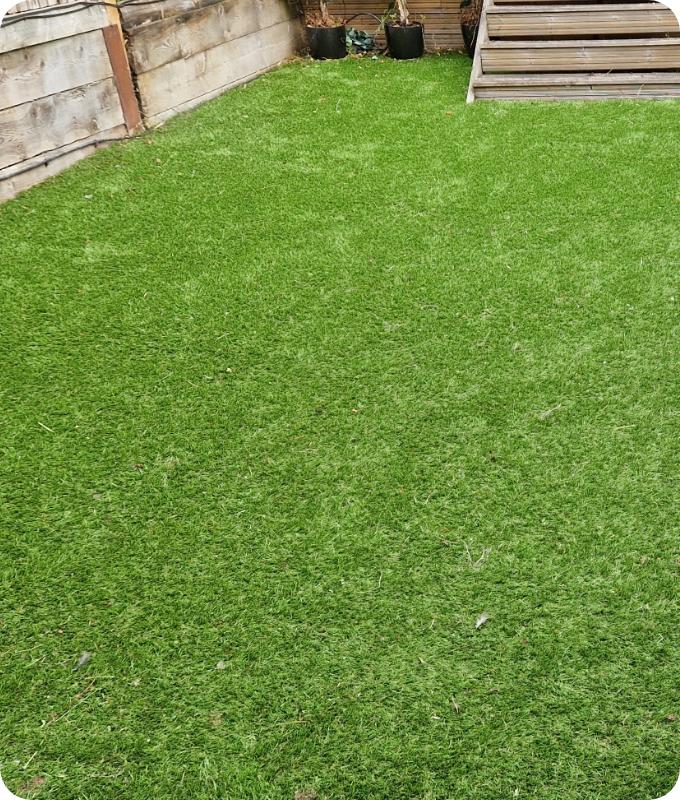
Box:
<box><xmin>6</xmin><ymin>0</ymin><xmax>72</xmax><ymax>15</ymax></box>
<box><xmin>0</xmin><ymin>28</ymin><xmax>113</xmax><ymax>109</ymax></box>
<box><xmin>102</xmin><ymin>23</ymin><xmax>143</xmax><ymax>132</ymax></box>
<box><xmin>0</xmin><ymin>76</ymin><xmax>123</xmax><ymax>168</ymax></box>
<box><xmin>137</xmin><ymin>17</ymin><xmax>299</xmax><ymax>119</ymax></box>
<box><xmin>486</xmin><ymin>3</ymin><xmax>679</xmax><ymax>36</ymax></box>
<box><xmin>0</xmin><ymin>5</ymin><xmax>109</xmax><ymax>55</ymax></box>
<box><xmin>471</xmin><ymin>0</ymin><xmax>680</xmax><ymax>100</ymax></box>
<box><xmin>120</xmin><ymin>0</ymin><xmax>224</xmax><ymax>30</ymax></box>
<box><xmin>124</xmin><ymin>0</ymin><xmax>295</xmax><ymax>73</ymax></box>
<box><xmin>0</xmin><ymin>122</ymin><xmax>127</xmax><ymax>200</ymax></box>
<box><xmin>482</xmin><ymin>39</ymin><xmax>680</xmax><ymax>72</ymax></box>
<box><xmin>124</xmin><ymin>0</ymin><xmax>301</xmax><ymax>123</ymax></box>
<box><xmin>467</xmin><ymin>0</ymin><xmax>488</xmax><ymax>100</ymax></box>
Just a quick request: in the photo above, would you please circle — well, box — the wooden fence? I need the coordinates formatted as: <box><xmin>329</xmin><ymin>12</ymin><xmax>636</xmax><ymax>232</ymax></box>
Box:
<box><xmin>300</xmin><ymin>1</ymin><xmax>464</xmax><ymax>51</ymax></box>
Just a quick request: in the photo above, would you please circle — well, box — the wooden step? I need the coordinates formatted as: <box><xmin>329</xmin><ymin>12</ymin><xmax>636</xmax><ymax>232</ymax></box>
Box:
<box><xmin>481</xmin><ymin>37</ymin><xmax>680</xmax><ymax>71</ymax></box>
<box><xmin>467</xmin><ymin>0</ymin><xmax>680</xmax><ymax>101</ymax></box>
<box><xmin>486</xmin><ymin>3</ymin><xmax>679</xmax><ymax>37</ymax></box>
<box><xmin>474</xmin><ymin>70</ymin><xmax>680</xmax><ymax>97</ymax></box>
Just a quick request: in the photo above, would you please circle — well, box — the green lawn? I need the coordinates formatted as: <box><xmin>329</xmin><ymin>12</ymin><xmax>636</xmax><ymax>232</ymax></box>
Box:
<box><xmin>1</xmin><ymin>53</ymin><xmax>679</xmax><ymax>800</ymax></box>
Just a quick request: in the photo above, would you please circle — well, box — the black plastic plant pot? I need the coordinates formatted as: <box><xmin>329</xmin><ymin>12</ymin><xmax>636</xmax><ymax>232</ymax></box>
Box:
<box><xmin>461</xmin><ymin>22</ymin><xmax>478</xmax><ymax>57</ymax></box>
<box><xmin>306</xmin><ymin>25</ymin><xmax>347</xmax><ymax>60</ymax></box>
<box><xmin>385</xmin><ymin>22</ymin><xmax>425</xmax><ymax>60</ymax></box>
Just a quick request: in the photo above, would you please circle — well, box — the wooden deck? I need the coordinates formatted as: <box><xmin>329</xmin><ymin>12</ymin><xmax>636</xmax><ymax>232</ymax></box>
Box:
<box><xmin>468</xmin><ymin>0</ymin><xmax>680</xmax><ymax>100</ymax></box>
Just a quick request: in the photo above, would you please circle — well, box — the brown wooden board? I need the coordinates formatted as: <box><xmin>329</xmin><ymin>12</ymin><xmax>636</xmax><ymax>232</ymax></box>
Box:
<box><xmin>486</xmin><ymin>3</ymin><xmax>679</xmax><ymax>36</ymax></box>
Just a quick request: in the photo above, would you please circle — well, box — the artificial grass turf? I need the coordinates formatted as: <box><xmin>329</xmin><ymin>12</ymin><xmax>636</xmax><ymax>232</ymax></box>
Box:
<box><xmin>0</xmin><ymin>52</ymin><xmax>679</xmax><ymax>800</ymax></box>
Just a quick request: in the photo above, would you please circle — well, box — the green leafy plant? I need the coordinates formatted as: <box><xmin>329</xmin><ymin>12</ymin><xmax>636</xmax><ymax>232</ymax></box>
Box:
<box><xmin>346</xmin><ymin>27</ymin><xmax>376</xmax><ymax>53</ymax></box>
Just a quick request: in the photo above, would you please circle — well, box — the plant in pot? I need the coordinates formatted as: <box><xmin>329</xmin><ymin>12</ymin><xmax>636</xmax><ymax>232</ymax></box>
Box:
<box><xmin>384</xmin><ymin>0</ymin><xmax>425</xmax><ymax>60</ymax></box>
<box><xmin>460</xmin><ymin>0</ymin><xmax>482</xmax><ymax>57</ymax></box>
<box><xmin>304</xmin><ymin>1</ymin><xmax>347</xmax><ymax>60</ymax></box>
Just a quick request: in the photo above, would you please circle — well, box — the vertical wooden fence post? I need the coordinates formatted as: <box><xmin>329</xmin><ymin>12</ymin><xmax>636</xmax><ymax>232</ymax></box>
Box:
<box><xmin>102</xmin><ymin>5</ymin><xmax>143</xmax><ymax>133</ymax></box>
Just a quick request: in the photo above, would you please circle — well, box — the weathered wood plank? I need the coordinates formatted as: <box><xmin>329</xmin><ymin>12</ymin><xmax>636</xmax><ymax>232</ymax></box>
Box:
<box><xmin>121</xmin><ymin>0</ymin><xmax>224</xmax><ymax>31</ymax></box>
<box><xmin>0</xmin><ymin>28</ymin><xmax>113</xmax><ymax>109</ymax></box>
<box><xmin>477</xmin><ymin>69</ymin><xmax>680</xmax><ymax>83</ymax></box>
<box><xmin>0</xmin><ymin>5</ymin><xmax>109</xmax><ymax>55</ymax></box>
<box><xmin>136</xmin><ymin>17</ymin><xmax>299</xmax><ymax>120</ymax></box>
<box><xmin>467</xmin><ymin>0</ymin><xmax>489</xmax><ymax>101</ymax></box>
<box><xmin>486</xmin><ymin>3</ymin><xmax>679</xmax><ymax>36</ymax></box>
<box><xmin>484</xmin><ymin>34</ymin><xmax>680</xmax><ymax>46</ymax></box>
<box><xmin>0</xmin><ymin>76</ymin><xmax>124</xmax><ymax>169</ymax></box>
<box><xmin>476</xmin><ymin>84</ymin><xmax>680</xmax><ymax>97</ymax></box>
<box><xmin>102</xmin><ymin>23</ymin><xmax>143</xmax><ymax>132</ymax></box>
<box><xmin>126</xmin><ymin>0</ymin><xmax>295</xmax><ymax>73</ymax></box>
<box><xmin>0</xmin><ymin>122</ymin><xmax>127</xmax><ymax>201</ymax></box>
<box><xmin>481</xmin><ymin>36</ymin><xmax>680</xmax><ymax>72</ymax></box>
<box><xmin>6</xmin><ymin>0</ymin><xmax>71</xmax><ymax>15</ymax></box>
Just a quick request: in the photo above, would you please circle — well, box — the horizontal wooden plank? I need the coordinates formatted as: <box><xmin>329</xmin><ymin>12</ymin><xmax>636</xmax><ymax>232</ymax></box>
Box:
<box><xmin>484</xmin><ymin>34</ymin><xmax>680</xmax><ymax>45</ymax></box>
<box><xmin>477</xmin><ymin>69</ymin><xmax>680</xmax><ymax>82</ymax></box>
<box><xmin>487</xmin><ymin>3</ymin><xmax>679</xmax><ymax>36</ymax></box>
<box><xmin>136</xmin><ymin>17</ymin><xmax>299</xmax><ymax>119</ymax></box>
<box><xmin>0</xmin><ymin>5</ymin><xmax>109</xmax><ymax>55</ymax></box>
<box><xmin>476</xmin><ymin>83</ymin><xmax>680</xmax><ymax>96</ymax></box>
<box><xmin>488</xmin><ymin>3</ymin><xmax>673</xmax><ymax>13</ymax></box>
<box><xmin>126</xmin><ymin>0</ymin><xmax>295</xmax><ymax>74</ymax></box>
<box><xmin>481</xmin><ymin>39</ymin><xmax>680</xmax><ymax>70</ymax></box>
<box><xmin>120</xmin><ymin>0</ymin><xmax>223</xmax><ymax>30</ymax></box>
<box><xmin>0</xmin><ymin>122</ymin><xmax>127</xmax><ymax>201</ymax></box>
<box><xmin>0</xmin><ymin>28</ymin><xmax>113</xmax><ymax>109</ymax></box>
<box><xmin>0</xmin><ymin>76</ymin><xmax>124</xmax><ymax>169</ymax></box>
<box><xmin>6</xmin><ymin>0</ymin><xmax>71</xmax><ymax>14</ymax></box>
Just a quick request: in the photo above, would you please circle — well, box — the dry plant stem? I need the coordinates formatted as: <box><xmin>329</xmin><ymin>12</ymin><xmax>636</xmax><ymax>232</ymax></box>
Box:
<box><xmin>395</xmin><ymin>0</ymin><xmax>410</xmax><ymax>25</ymax></box>
<box><xmin>319</xmin><ymin>0</ymin><xmax>333</xmax><ymax>26</ymax></box>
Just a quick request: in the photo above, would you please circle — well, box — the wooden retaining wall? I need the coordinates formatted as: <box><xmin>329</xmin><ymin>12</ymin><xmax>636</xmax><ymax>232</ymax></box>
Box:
<box><xmin>300</xmin><ymin>1</ymin><xmax>464</xmax><ymax>51</ymax></box>
<box><xmin>0</xmin><ymin>0</ymin><xmax>302</xmax><ymax>199</ymax></box>
<box><xmin>0</xmin><ymin>1</ymin><xmax>141</xmax><ymax>200</ymax></box>
<box><xmin>120</xmin><ymin>0</ymin><xmax>303</xmax><ymax>127</ymax></box>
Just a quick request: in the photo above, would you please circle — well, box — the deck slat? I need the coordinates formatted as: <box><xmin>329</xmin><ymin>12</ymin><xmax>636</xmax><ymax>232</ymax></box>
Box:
<box><xmin>487</xmin><ymin>4</ymin><xmax>679</xmax><ymax>36</ymax></box>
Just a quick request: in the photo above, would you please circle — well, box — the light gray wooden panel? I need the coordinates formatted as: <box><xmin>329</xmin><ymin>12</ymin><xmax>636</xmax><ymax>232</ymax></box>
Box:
<box><xmin>126</xmin><ymin>0</ymin><xmax>294</xmax><ymax>74</ymax></box>
<box><xmin>0</xmin><ymin>28</ymin><xmax>113</xmax><ymax>109</ymax></box>
<box><xmin>0</xmin><ymin>5</ymin><xmax>109</xmax><ymax>55</ymax></box>
<box><xmin>0</xmin><ymin>76</ymin><xmax>124</xmax><ymax>169</ymax></box>
<box><xmin>0</xmin><ymin>122</ymin><xmax>127</xmax><ymax>201</ymax></box>
<box><xmin>137</xmin><ymin>17</ymin><xmax>298</xmax><ymax>119</ymax></box>
<box><xmin>121</xmin><ymin>0</ymin><xmax>224</xmax><ymax>30</ymax></box>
